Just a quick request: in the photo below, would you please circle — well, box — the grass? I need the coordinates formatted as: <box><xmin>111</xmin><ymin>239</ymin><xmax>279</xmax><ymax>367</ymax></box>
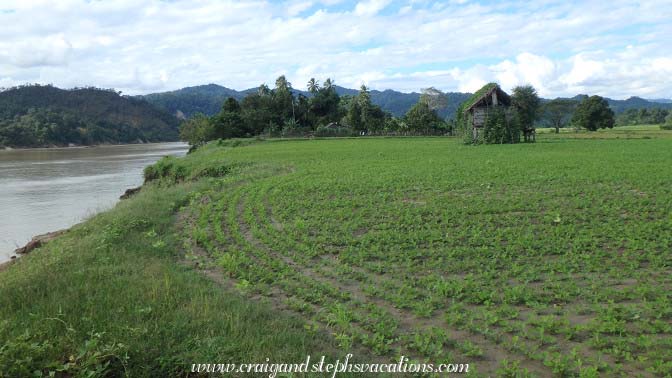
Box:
<box><xmin>2</xmin><ymin>129</ymin><xmax>672</xmax><ymax>377</ymax></box>
<box><xmin>0</xmin><ymin>168</ymin><xmax>373</xmax><ymax>377</ymax></box>
<box><xmin>537</xmin><ymin>124</ymin><xmax>671</xmax><ymax>138</ymax></box>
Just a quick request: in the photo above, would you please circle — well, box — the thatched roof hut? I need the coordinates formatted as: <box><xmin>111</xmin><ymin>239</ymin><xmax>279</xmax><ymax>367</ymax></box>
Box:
<box><xmin>462</xmin><ymin>83</ymin><xmax>512</xmax><ymax>129</ymax></box>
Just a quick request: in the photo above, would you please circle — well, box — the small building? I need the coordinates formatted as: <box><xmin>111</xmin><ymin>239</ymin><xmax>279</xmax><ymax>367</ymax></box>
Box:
<box><xmin>462</xmin><ymin>83</ymin><xmax>512</xmax><ymax>141</ymax></box>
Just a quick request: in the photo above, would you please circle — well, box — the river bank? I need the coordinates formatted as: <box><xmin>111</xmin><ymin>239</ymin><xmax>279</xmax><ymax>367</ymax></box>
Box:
<box><xmin>0</xmin><ymin>230</ymin><xmax>67</xmax><ymax>271</ymax></box>
<box><xmin>0</xmin><ymin>140</ymin><xmax>357</xmax><ymax>377</ymax></box>
<box><xmin>0</xmin><ymin>142</ymin><xmax>188</xmax><ymax>264</ymax></box>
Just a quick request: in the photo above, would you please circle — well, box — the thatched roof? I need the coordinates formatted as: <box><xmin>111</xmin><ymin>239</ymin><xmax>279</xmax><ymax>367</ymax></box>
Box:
<box><xmin>462</xmin><ymin>83</ymin><xmax>511</xmax><ymax>113</ymax></box>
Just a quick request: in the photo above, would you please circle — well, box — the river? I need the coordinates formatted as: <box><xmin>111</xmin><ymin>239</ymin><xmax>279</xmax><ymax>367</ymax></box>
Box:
<box><xmin>0</xmin><ymin>142</ymin><xmax>188</xmax><ymax>264</ymax></box>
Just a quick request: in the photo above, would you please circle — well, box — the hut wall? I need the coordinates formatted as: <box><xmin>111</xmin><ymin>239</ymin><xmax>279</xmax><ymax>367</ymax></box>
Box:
<box><xmin>473</xmin><ymin>108</ymin><xmax>487</xmax><ymax>128</ymax></box>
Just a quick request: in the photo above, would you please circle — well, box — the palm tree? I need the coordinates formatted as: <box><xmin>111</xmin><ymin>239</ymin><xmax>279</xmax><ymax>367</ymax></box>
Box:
<box><xmin>323</xmin><ymin>78</ymin><xmax>334</xmax><ymax>90</ymax></box>
<box><xmin>307</xmin><ymin>78</ymin><xmax>319</xmax><ymax>93</ymax></box>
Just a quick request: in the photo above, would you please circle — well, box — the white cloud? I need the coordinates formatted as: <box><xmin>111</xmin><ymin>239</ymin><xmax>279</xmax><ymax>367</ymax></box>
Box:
<box><xmin>2</xmin><ymin>34</ymin><xmax>72</xmax><ymax>68</ymax></box>
<box><xmin>286</xmin><ymin>1</ymin><xmax>314</xmax><ymax>16</ymax></box>
<box><xmin>354</xmin><ymin>0</ymin><xmax>391</xmax><ymax>16</ymax></box>
<box><xmin>0</xmin><ymin>0</ymin><xmax>669</xmax><ymax>99</ymax></box>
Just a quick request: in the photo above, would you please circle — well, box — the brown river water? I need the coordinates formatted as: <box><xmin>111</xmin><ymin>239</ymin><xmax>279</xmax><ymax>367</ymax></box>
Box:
<box><xmin>0</xmin><ymin>143</ymin><xmax>188</xmax><ymax>264</ymax></box>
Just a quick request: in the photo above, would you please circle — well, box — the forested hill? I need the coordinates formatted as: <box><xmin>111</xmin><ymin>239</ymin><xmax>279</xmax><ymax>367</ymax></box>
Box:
<box><xmin>140</xmin><ymin>84</ymin><xmax>248</xmax><ymax>120</ymax></box>
<box><xmin>0</xmin><ymin>85</ymin><xmax>179</xmax><ymax>148</ymax></box>
<box><xmin>139</xmin><ymin>84</ymin><xmax>470</xmax><ymax>119</ymax></box>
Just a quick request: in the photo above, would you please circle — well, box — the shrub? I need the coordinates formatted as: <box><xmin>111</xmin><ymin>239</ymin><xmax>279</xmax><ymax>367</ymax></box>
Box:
<box><xmin>660</xmin><ymin>124</ymin><xmax>672</xmax><ymax>130</ymax></box>
<box><xmin>143</xmin><ymin>154</ymin><xmax>238</xmax><ymax>185</ymax></box>
<box><xmin>482</xmin><ymin>108</ymin><xmax>521</xmax><ymax>144</ymax></box>
<box><xmin>143</xmin><ymin>156</ymin><xmax>186</xmax><ymax>183</ymax></box>
<box><xmin>315</xmin><ymin>125</ymin><xmax>355</xmax><ymax>137</ymax></box>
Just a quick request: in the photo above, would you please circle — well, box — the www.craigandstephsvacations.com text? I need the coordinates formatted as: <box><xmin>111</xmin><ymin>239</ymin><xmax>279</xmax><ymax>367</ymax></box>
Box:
<box><xmin>191</xmin><ymin>354</ymin><xmax>469</xmax><ymax>377</ymax></box>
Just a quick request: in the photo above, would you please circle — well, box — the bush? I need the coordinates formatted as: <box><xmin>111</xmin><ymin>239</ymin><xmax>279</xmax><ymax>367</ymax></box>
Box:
<box><xmin>143</xmin><ymin>154</ymin><xmax>238</xmax><ymax>185</ymax></box>
<box><xmin>660</xmin><ymin>124</ymin><xmax>672</xmax><ymax>130</ymax></box>
<box><xmin>314</xmin><ymin>125</ymin><xmax>355</xmax><ymax>137</ymax></box>
<box><xmin>143</xmin><ymin>156</ymin><xmax>187</xmax><ymax>183</ymax></box>
<box><xmin>482</xmin><ymin>108</ymin><xmax>521</xmax><ymax>144</ymax></box>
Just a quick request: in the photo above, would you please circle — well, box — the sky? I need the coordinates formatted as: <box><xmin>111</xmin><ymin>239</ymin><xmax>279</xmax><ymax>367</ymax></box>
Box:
<box><xmin>0</xmin><ymin>0</ymin><xmax>670</xmax><ymax>99</ymax></box>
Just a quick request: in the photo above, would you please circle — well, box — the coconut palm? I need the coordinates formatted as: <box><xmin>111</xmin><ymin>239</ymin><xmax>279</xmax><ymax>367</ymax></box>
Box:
<box><xmin>323</xmin><ymin>78</ymin><xmax>334</xmax><ymax>90</ymax></box>
<box><xmin>307</xmin><ymin>78</ymin><xmax>319</xmax><ymax>93</ymax></box>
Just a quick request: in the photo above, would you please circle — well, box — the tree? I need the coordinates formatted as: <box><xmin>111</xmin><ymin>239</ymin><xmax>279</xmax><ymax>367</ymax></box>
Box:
<box><xmin>179</xmin><ymin>113</ymin><xmax>213</xmax><ymax>146</ymax></box>
<box><xmin>273</xmin><ymin>75</ymin><xmax>295</xmax><ymax>125</ymax></box>
<box><xmin>662</xmin><ymin>113</ymin><xmax>672</xmax><ymax>130</ymax></box>
<box><xmin>346</xmin><ymin>99</ymin><xmax>363</xmax><ymax>131</ymax></box>
<box><xmin>572</xmin><ymin>95</ymin><xmax>615</xmax><ymax>131</ymax></box>
<box><xmin>420</xmin><ymin>87</ymin><xmax>448</xmax><ymax>111</ymax></box>
<box><xmin>404</xmin><ymin>101</ymin><xmax>442</xmax><ymax>133</ymax></box>
<box><xmin>511</xmin><ymin>85</ymin><xmax>541</xmax><ymax>132</ymax></box>
<box><xmin>257</xmin><ymin>84</ymin><xmax>271</xmax><ymax>96</ymax></box>
<box><xmin>345</xmin><ymin>85</ymin><xmax>385</xmax><ymax>133</ymax></box>
<box><xmin>323</xmin><ymin>78</ymin><xmax>334</xmax><ymax>90</ymax></box>
<box><xmin>240</xmin><ymin>93</ymin><xmax>275</xmax><ymax>135</ymax></box>
<box><xmin>211</xmin><ymin>98</ymin><xmax>246</xmax><ymax>138</ymax></box>
<box><xmin>307</xmin><ymin>78</ymin><xmax>319</xmax><ymax>94</ymax></box>
<box><xmin>308</xmin><ymin>80</ymin><xmax>341</xmax><ymax>128</ymax></box>
<box><xmin>542</xmin><ymin>99</ymin><xmax>577</xmax><ymax>133</ymax></box>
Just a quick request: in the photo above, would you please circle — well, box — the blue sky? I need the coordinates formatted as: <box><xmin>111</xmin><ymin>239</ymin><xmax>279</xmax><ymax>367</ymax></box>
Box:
<box><xmin>0</xmin><ymin>0</ymin><xmax>670</xmax><ymax>99</ymax></box>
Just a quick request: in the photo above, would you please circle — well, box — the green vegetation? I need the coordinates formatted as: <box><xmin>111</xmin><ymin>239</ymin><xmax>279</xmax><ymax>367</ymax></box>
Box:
<box><xmin>461</xmin><ymin>83</ymin><xmax>500</xmax><ymax>112</ymax></box>
<box><xmin>661</xmin><ymin>115</ymin><xmax>672</xmax><ymax>130</ymax></box>
<box><xmin>3</xmin><ymin>129</ymin><xmax>672</xmax><ymax>376</ymax></box>
<box><xmin>140</xmin><ymin>84</ymin><xmax>247</xmax><ymax>119</ymax></box>
<box><xmin>540</xmin><ymin>99</ymin><xmax>578</xmax><ymax>133</ymax></box>
<box><xmin>0</xmin><ymin>151</ymin><xmax>373</xmax><ymax>377</ymax></box>
<box><xmin>403</xmin><ymin>101</ymin><xmax>447</xmax><ymax>134</ymax></box>
<box><xmin>482</xmin><ymin>107</ymin><xmax>521</xmax><ymax>144</ymax></box>
<box><xmin>140</xmin><ymin>84</ymin><xmax>672</xmax><ymax>129</ymax></box>
<box><xmin>0</xmin><ymin>85</ymin><xmax>179</xmax><ymax>148</ymax></box>
<box><xmin>616</xmin><ymin>108</ymin><xmax>670</xmax><ymax>126</ymax></box>
<box><xmin>139</xmin><ymin>83</ymin><xmax>473</xmax><ymax>120</ymax></box>
<box><xmin>511</xmin><ymin>85</ymin><xmax>541</xmax><ymax>132</ymax></box>
<box><xmin>571</xmin><ymin>96</ymin><xmax>615</xmax><ymax>131</ymax></box>
<box><xmin>178</xmin><ymin>77</ymin><xmax>451</xmax><ymax>145</ymax></box>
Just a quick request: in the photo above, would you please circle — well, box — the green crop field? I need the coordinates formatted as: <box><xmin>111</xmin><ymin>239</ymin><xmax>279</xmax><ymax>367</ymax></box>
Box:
<box><xmin>177</xmin><ymin>133</ymin><xmax>672</xmax><ymax>376</ymax></box>
<box><xmin>2</xmin><ymin>130</ymin><xmax>671</xmax><ymax>377</ymax></box>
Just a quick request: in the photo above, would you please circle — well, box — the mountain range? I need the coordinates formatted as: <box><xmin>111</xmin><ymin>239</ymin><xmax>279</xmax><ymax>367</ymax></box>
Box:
<box><xmin>139</xmin><ymin>84</ymin><xmax>672</xmax><ymax>120</ymax></box>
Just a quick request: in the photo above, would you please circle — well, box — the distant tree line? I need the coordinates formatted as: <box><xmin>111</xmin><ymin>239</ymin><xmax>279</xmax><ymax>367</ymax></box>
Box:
<box><xmin>180</xmin><ymin>76</ymin><xmax>452</xmax><ymax>145</ymax></box>
<box><xmin>0</xmin><ymin>84</ymin><xmax>179</xmax><ymax>148</ymax></box>
<box><xmin>539</xmin><ymin>99</ymin><xmax>672</xmax><ymax>131</ymax></box>
<box><xmin>615</xmin><ymin>108</ymin><xmax>670</xmax><ymax>126</ymax></box>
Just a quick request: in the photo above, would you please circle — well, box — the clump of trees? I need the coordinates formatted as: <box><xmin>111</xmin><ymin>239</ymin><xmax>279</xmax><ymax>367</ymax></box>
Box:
<box><xmin>571</xmin><ymin>95</ymin><xmax>615</xmax><ymax>131</ymax></box>
<box><xmin>616</xmin><ymin>108</ymin><xmax>669</xmax><ymax>126</ymax></box>
<box><xmin>180</xmin><ymin>76</ymin><xmax>452</xmax><ymax>146</ymax></box>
